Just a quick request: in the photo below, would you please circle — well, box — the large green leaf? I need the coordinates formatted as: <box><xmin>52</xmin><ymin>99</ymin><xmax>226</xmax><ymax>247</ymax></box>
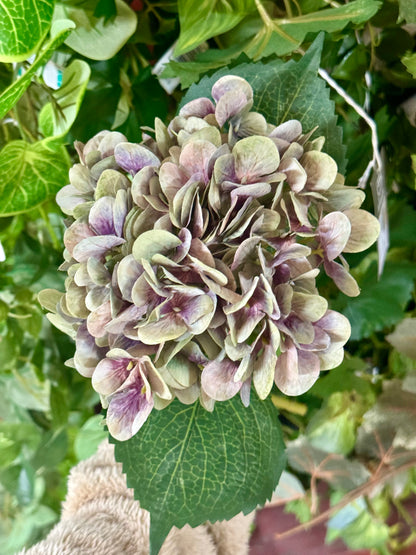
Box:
<box><xmin>39</xmin><ymin>59</ymin><xmax>91</xmax><ymax>137</ymax></box>
<box><xmin>0</xmin><ymin>19</ymin><xmax>75</xmax><ymax>120</ymax></box>
<box><xmin>258</xmin><ymin>0</ymin><xmax>381</xmax><ymax>58</ymax></box>
<box><xmin>180</xmin><ymin>34</ymin><xmax>346</xmax><ymax>172</ymax></box>
<box><xmin>0</xmin><ymin>0</ymin><xmax>55</xmax><ymax>62</ymax></box>
<box><xmin>0</xmin><ymin>138</ymin><xmax>70</xmax><ymax>216</ymax></box>
<box><xmin>340</xmin><ymin>261</ymin><xmax>416</xmax><ymax>341</ymax></box>
<box><xmin>112</xmin><ymin>395</ymin><xmax>285</xmax><ymax>555</ymax></box>
<box><xmin>175</xmin><ymin>0</ymin><xmax>256</xmax><ymax>56</ymax></box>
<box><xmin>53</xmin><ymin>0</ymin><xmax>137</xmax><ymax>61</ymax></box>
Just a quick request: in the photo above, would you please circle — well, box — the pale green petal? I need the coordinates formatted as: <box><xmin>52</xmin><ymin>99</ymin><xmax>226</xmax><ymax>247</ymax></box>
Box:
<box><xmin>343</xmin><ymin>209</ymin><xmax>380</xmax><ymax>253</ymax></box>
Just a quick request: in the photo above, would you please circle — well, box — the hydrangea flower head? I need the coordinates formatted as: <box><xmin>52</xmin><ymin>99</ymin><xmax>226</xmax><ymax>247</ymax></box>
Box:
<box><xmin>39</xmin><ymin>75</ymin><xmax>380</xmax><ymax>440</ymax></box>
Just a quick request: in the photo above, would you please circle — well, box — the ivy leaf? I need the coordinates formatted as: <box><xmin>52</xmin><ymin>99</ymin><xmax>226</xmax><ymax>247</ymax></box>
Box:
<box><xmin>39</xmin><ymin>59</ymin><xmax>91</xmax><ymax>138</ymax></box>
<box><xmin>0</xmin><ymin>0</ymin><xmax>55</xmax><ymax>63</ymax></box>
<box><xmin>180</xmin><ymin>34</ymin><xmax>346</xmax><ymax>172</ymax></box>
<box><xmin>287</xmin><ymin>436</ymin><xmax>371</xmax><ymax>491</ymax></box>
<box><xmin>175</xmin><ymin>0</ymin><xmax>256</xmax><ymax>56</ymax></box>
<box><xmin>0</xmin><ymin>138</ymin><xmax>70</xmax><ymax>216</ymax></box>
<box><xmin>257</xmin><ymin>0</ymin><xmax>381</xmax><ymax>58</ymax></box>
<box><xmin>0</xmin><ymin>19</ymin><xmax>76</xmax><ymax>120</ymax></box>
<box><xmin>356</xmin><ymin>380</ymin><xmax>416</xmax><ymax>458</ymax></box>
<box><xmin>339</xmin><ymin>261</ymin><xmax>416</xmax><ymax>341</ymax></box>
<box><xmin>54</xmin><ymin>0</ymin><xmax>137</xmax><ymax>61</ymax></box>
<box><xmin>112</xmin><ymin>395</ymin><xmax>285</xmax><ymax>555</ymax></box>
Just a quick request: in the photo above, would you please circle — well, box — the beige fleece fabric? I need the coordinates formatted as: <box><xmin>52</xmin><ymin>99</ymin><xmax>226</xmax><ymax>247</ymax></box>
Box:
<box><xmin>18</xmin><ymin>441</ymin><xmax>255</xmax><ymax>555</ymax></box>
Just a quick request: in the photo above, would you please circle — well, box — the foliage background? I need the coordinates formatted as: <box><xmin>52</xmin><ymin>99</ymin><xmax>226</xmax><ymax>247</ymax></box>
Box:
<box><xmin>1</xmin><ymin>0</ymin><xmax>416</xmax><ymax>553</ymax></box>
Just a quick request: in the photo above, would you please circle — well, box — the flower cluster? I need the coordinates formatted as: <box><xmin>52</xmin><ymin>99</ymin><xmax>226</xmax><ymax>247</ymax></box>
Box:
<box><xmin>40</xmin><ymin>76</ymin><xmax>379</xmax><ymax>441</ymax></box>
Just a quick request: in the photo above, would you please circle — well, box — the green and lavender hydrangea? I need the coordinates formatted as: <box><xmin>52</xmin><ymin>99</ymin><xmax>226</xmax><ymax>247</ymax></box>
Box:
<box><xmin>39</xmin><ymin>75</ymin><xmax>380</xmax><ymax>441</ymax></box>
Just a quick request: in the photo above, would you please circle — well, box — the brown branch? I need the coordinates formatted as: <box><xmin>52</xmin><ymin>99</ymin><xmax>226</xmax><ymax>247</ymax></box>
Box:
<box><xmin>274</xmin><ymin>457</ymin><xmax>416</xmax><ymax>540</ymax></box>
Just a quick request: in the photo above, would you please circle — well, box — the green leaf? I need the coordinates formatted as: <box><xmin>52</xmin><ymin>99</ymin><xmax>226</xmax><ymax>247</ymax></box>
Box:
<box><xmin>0</xmin><ymin>138</ymin><xmax>70</xmax><ymax>216</ymax></box>
<box><xmin>74</xmin><ymin>415</ymin><xmax>107</xmax><ymax>461</ymax></box>
<box><xmin>112</xmin><ymin>395</ymin><xmax>286</xmax><ymax>555</ymax></box>
<box><xmin>402</xmin><ymin>51</ymin><xmax>416</xmax><ymax>79</ymax></box>
<box><xmin>340</xmin><ymin>261</ymin><xmax>416</xmax><ymax>341</ymax></box>
<box><xmin>308</xmin><ymin>356</ymin><xmax>375</xmax><ymax>401</ymax></box>
<box><xmin>54</xmin><ymin>0</ymin><xmax>137</xmax><ymax>61</ymax></box>
<box><xmin>306</xmin><ymin>391</ymin><xmax>369</xmax><ymax>455</ymax></box>
<box><xmin>0</xmin><ymin>422</ymin><xmax>41</xmax><ymax>467</ymax></box>
<box><xmin>398</xmin><ymin>0</ymin><xmax>416</xmax><ymax>24</ymax></box>
<box><xmin>327</xmin><ymin>507</ymin><xmax>390</xmax><ymax>551</ymax></box>
<box><xmin>39</xmin><ymin>59</ymin><xmax>91</xmax><ymax>137</ymax></box>
<box><xmin>175</xmin><ymin>0</ymin><xmax>256</xmax><ymax>56</ymax></box>
<box><xmin>0</xmin><ymin>19</ymin><xmax>75</xmax><ymax>119</ymax></box>
<box><xmin>0</xmin><ymin>0</ymin><xmax>55</xmax><ymax>62</ymax></box>
<box><xmin>32</xmin><ymin>428</ymin><xmax>68</xmax><ymax>469</ymax></box>
<box><xmin>181</xmin><ymin>34</ymin><xmax>346</xmax><ymax>172</ymax></box>
<box><xmin>1</xmin><ymin>365</ymin><xmax>50</xmax><ymax>411</ymax></box>
<box><xmin>258</xmin><ymin>0</ymin><xmax>381</xmax><ymax>58</ymax></box>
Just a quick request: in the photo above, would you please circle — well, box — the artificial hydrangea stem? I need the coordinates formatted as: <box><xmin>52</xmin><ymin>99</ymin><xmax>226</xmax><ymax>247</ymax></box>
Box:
<box><xmin>317</xmin><ymin>67</ymin><xmax>388</xmax><ymax>275</ymax></box>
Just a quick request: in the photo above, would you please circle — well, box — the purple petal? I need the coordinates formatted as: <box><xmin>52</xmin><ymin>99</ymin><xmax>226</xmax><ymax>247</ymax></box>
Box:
<box><xmin>92</xmin><ymin>357</ymin><xmax>130</xmax><ymax>395</ymax></box>
<box><xmin>74</xmin><ymin>323</ymin><xmax>106</xmax><ymax>377</ymax></box>
<box><xmin>269</xmin><ymin>120</ymin><xmax>302</xmax><ymax>142</ymax></box>
<box><xmin>159</xmin><ymin>162</ymin><xmax>188</xmax><ymax>202</ymax></box>
<box><xmin>89</xmin><ymin>196</ymin><xmax>116</xmax><ymax>236</ymax></box>
<box><xmin>106</xmin><ymin>368</ymin><xmax>154</xmax><ymax>441</ymax></box>
<box><xmin>324</xmin><ymin>259</ymin><xmax>360</xmax><ymax>297</ymax></box>
<box><xmin>201</xmin><ymin>359</ymin><xmax>242</xmax><ymax>401</ymax></box>
<box><xmin>113</xmin><ymin>189</ymin><xmax>128</xmax><ymax>237</ymax></box>
<box><xmin>87</xmin><ymin>300</ymin><xmax>112</xmax><ymax>338</ymax></box>
<box><xmin>211</xmin><ymin>75</ymin><xmax>253</xmax><ymax>103</ymax></box>
<box><xmin>215</xmin><ymin>89</ymin><xmax>249</xmax><ymax>128</ymax></box>
<box><xmin>179</xmin><ymin>98</ymin><xmax>215</xmax><ymax>118</ymax></box>
<box><xmin>179</xmin><ymin>140</ymin><xmax>217</xmax><ymax>183</ymax></box>
<box><xmin>73</xmin><ymin>235</ymin><xmax>125</xmax><ymax>262</ymax></box>
<box><xmin>274</xmin><ymin>341</ymin><xmax>320</xmax><ymax>395</ymax></box>
<box><xmin>114</xmin><ymin>142</ymin><xmax>161</xmax><ymax>175</ymax></box>
<box><xmin>64</xmin><ymin>222</ymin><xmax>95</xmax><ymax>256</ymax></box>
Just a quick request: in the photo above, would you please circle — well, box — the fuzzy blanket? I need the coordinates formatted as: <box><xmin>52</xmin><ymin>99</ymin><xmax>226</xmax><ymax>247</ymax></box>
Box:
<box><xmin>19</xmin><ymin>441</ymin><xmax>254</xmax><ymax>554</ymax></box>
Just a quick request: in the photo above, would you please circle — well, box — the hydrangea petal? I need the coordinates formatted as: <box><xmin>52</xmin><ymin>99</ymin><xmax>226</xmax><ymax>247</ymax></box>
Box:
<box><xmin>179</xmin><ymin>139</ymin><xmax>217</xmax><ymax>183</ymax></box>
<box><xmin>324</xmin><ymin>259</ymin><xmax>360</xmax><ymax>297</ymax></box>
<box><xmin>201</xmin><ymin>359</ymin><xmax>242</xmax><ymax>401</ymax></box>
<box><xmin>343</xmin><ymin>209</ymin><xmax>380</xmax><ymax>253</ymax></box>
<box><xmin>215</xmin><ymin>89</ymin><xmax>249</xmax><ymax>128</ymax></box>
<box><xmin>106</xmin><ymin>369</ymin><xmax>154</xmax><ymax>441</ymax></box>
<box><xmin>318</xmin><ymin>212</ymin><xmax>351</xmax><ymax>261</ymax></box>
<box><xmin>302</xmin><ymin>151</ymin><xmax>337</xmax><ymax>191</ymax></box>
<box><xmin>73</xmin><ymin>235</ymin><xmax>125</xmax><ymax>262</ymax></box>
<box><xmin>233</xmin><ymin>136</ymin><xmax>280</xmax><ymax>181</ymax></box>
<box><xmin>275</xmin><ymin>341</ymin><xmax>320</xmax><ymax>395</ymax></box>
<box><xmin>114</xmin><ymin>142</ymin><xmax>160</xmax><ymax>175</ymax></box>
<box><xmin>89</xmin><ymin>196</ymin><xmax>116</xmax><ymax>236</ymax></box>
<box><xmin>92</xmin><ymin>356</ymin><xmax>130</xmax><ymax>395</ymax></box>
<box><xmin>179</xmin><ymin>97</ymin><xmax>215</xmax><ymax>118</ymax></box>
